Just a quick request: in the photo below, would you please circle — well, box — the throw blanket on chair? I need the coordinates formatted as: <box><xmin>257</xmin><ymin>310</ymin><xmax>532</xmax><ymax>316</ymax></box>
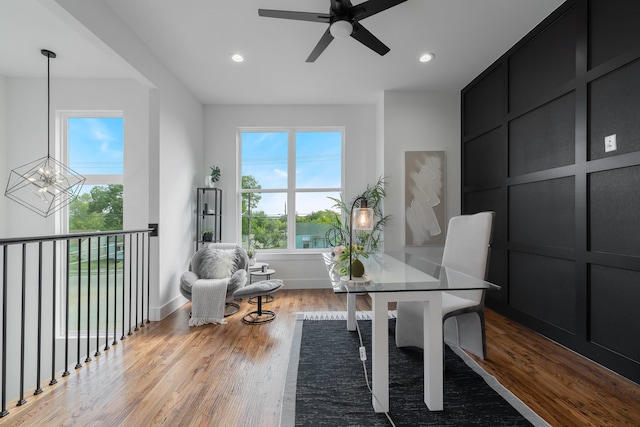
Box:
<box><xmin>189</xmin><ymin>278</ymin><xmax>228</xmax><ymax>326</ymax></box>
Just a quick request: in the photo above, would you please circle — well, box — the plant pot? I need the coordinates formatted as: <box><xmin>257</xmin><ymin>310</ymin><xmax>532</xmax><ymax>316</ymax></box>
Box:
<box><xmin>351</xmin><ymin>259</ymin><xmax>365</xmax><ymax>277</ymax></box>
<box><xmin>202</xmin><ymin>232</ymin><xmax>213</xmax><ymax>242</ymax></box>
<box><xmin>206</xmin><ymin>176</ymin><xmax>216</xmax><ymax>188</ymax></box>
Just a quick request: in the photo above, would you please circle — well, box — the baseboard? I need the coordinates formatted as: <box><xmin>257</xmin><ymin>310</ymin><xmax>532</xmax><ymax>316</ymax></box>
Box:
<box><xmin>152</xmin><ymin>294</ymin><xmax>188</xmax><ymax>321</ymax></box>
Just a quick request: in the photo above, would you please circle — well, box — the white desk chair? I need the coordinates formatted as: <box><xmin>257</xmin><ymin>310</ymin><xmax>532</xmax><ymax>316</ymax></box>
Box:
<box><xmin>395</xmin><ymin>211</ymin><xmax>495</xmax><ymax>359</ymax></box>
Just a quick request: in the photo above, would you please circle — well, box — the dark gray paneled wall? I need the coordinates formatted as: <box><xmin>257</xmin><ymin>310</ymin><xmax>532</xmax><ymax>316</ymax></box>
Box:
<box><xmin>461</xmin><ymin>0</ymin><xmax>640</xmax><ymax>384</ymax></box>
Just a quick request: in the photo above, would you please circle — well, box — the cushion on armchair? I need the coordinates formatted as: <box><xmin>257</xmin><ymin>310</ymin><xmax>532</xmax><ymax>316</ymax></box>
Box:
<box><xmin>191</xmin><ymin>247</ymin><xmax>248</xmax><ymax>278</ymax></box>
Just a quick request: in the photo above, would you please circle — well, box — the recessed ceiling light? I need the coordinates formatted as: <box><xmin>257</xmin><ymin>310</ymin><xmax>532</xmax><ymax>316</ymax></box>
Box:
<box><xmin>419</xmin><ymin>53</ymin><xmax>435</xmax><ymax>63</ymax></box>
<box><xmin>231</xmin><ymin>54</ymin><xmax>244</xmax><ymax>63</ymax></box>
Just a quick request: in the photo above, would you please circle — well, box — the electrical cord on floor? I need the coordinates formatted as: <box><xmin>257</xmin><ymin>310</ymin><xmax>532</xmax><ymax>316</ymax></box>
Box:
<box><xmin>347</xmin><ymin>286</ymin><xmax>397</xmax><ymax>427</ymax></box>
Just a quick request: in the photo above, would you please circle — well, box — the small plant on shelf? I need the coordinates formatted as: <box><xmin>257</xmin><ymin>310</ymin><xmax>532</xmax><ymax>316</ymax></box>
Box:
<box><xmin>202</xmin><ymin>229</ymin><xmax>214</xmax><ymax>242</ymax></box>
<box><xmin>210</xmin><ymin>165</ymin><xmax>221</xmax><ymax>183</ymax></box>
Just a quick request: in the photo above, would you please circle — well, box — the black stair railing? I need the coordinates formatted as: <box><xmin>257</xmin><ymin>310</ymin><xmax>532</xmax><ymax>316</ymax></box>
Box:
<box><xmin>0</xmin><ymin>229</ymin><xmax>151</xmax><ymax>418</ymax></box>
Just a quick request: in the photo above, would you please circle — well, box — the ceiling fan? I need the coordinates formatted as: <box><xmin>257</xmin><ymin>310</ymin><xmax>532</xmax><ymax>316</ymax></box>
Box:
<box><xmin>258</xmin><ymin>0</ymin><xmax>408</xmax><ymax>62</ymax></box>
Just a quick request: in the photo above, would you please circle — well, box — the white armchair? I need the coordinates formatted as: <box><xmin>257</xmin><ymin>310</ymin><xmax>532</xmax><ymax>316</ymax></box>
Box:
<box><xmin>395</xmin><ymin>211</ymin><xmax>495</xmax><ymax>359</ymax></box>
<box><xmin>180</xmin><ymin>243</ymin><xmax>249</xmax><ymax>318</ymax></box>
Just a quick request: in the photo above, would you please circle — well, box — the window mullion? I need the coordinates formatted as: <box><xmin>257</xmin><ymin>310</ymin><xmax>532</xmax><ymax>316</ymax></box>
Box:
<box><xmin>287</xmin><ymin>129</ymin><xmax>296</xmax><ymax>252</ymax></box>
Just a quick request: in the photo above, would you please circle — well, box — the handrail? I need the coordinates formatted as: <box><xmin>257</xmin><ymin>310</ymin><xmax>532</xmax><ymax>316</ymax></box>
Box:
<box><xmin>0</xmin><ymin>228</ymin><xmax>152</xmax><ymax>245</ymax></box>
<box><xmin>0</xmin><ymin>229</ymin><xmax>152</xmax><ymax>418</ymax></box>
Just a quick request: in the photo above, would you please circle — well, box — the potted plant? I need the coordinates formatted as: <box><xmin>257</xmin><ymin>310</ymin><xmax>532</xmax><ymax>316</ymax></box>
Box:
<box><xmin>326</xmin><ymin>175</ymin><xmax>390</xmax><ymax>253</ymax></box>
<box><xmin>202</xmin><ymin>229</ymin><xmax>214</xmax><ymax>242</ymax></box>
<box><xmin>207</xmin><ymin>165</ymin><xmax>221</xmax><ymax>188</ymax></box>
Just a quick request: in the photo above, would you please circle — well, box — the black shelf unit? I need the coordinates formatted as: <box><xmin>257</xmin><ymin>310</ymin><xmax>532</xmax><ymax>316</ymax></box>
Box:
<box><xmin>196</xmin><ymin>187</ymin><xmax>222</xmax><ymax>251</ymax></box>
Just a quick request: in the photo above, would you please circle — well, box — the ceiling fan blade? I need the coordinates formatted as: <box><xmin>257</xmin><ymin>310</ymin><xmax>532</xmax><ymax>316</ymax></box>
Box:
<box><xmin>350</xmin><ymin>22</ymin><xmax>390</xmax><ymax>56</ymax></box>
<box><xmin>349</xmin><ymin>0</ymin><xmax>408</xmax><ymax>21</ymax></box>
<box><xmin>330</xmin><ymin>0</ymin><xmax>353</xmax><ymax>13</ymax></box>
<box><xmin>306</xmin><ymin>27</ymin><xmax>334</xmax><ymax>62</ymax></box>
<box><xmin>258</xmin><ymin>9</ymin><xmax>330</xmax><ymax>23</ymax></box>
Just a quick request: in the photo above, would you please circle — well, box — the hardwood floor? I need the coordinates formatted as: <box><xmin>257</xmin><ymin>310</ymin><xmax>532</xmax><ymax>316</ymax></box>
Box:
<box><xmin>4</xmin><ymin>289</ymin><xmax>640</xmax><ymax>426</ymax></box>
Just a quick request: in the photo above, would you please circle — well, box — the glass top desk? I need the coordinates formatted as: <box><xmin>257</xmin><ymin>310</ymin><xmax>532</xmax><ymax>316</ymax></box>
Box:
<box><xmin>322</xmin><ymin>251</ymin><xmax>500</xmax><ymax>413</ymax></box>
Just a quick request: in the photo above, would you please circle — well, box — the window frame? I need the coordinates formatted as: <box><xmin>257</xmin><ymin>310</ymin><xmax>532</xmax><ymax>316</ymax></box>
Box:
<box><xmin>55</xmin><ymin>110</ymin><xmax>125</xmax><ymax>338</ymax></box>
<box><xmin>237</xmin><ymin>126</ymin><xmax>345</xmax><ymax>253</ymax></box>
<box><xmin>56</xmin><ymin>110</ymin><xmax>124</xmax><ymax>234</ymax></box>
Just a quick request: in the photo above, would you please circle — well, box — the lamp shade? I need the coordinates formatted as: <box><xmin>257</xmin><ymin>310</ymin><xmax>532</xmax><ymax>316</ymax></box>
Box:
<box><xmin>330</xmin><ymin>20</ymin><xmax>353</xmax><ymax>38</ymax></box>
<box><xmin>352</xmin><ymin>206</ymin><xmax>374</xmax><ymax>231</ymax></box>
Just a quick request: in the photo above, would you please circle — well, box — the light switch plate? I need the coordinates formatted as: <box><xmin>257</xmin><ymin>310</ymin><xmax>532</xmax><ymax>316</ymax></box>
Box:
<box><xmin>605</xmin><ymin>134</ymin><xmax>617</xmax><ymax>152</ymax></box>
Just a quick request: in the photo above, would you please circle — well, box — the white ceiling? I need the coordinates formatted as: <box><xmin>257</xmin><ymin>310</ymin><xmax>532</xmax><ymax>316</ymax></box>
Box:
<box><xmin>1</xmin><ymin>0</ymin><xmax>564</xmax><ymax>105</ymax></box>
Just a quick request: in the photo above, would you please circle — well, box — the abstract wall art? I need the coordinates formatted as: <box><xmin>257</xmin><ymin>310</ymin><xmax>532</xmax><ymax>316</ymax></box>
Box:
<box><xmin>405</xmin><ymin>151</ymin><xmax>446</xmax><ymax>245</ymax></box>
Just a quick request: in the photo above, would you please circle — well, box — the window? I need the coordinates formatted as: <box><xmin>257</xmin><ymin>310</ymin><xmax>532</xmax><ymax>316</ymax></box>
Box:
<box><xmin>239</xmin><ymin>128</ymin><xmax>343</xmax><ymax>252</ymax></box>
<box><xmin>58</xmin><ymin>112</ymin><xmax>124</xmax><ymax>335</ymax></box>
<box><xmin>62</xmin><ymin>113</ymin><xmax>124</xmax><ymax>233</ymax></box>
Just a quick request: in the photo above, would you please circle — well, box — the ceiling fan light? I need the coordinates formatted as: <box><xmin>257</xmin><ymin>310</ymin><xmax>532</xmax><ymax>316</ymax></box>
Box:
<box><xmin>231</xmin><ymin>53</ymin><xmax>244</xmax><ymax>62</ymax></box>
<box><xmin>419</xmin><ymin>53</ymin><xmax>435</xmax><ymax>63</ymax></box>
<box><xmin>330</xmin><ymin>20</ymin><xmax>353</xmax><ymax>38</ymax></box>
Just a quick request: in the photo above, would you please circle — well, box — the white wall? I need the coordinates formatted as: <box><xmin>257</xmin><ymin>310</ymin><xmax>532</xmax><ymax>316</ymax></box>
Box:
<box><xmin>382</xmin><ymin>90</ymin><xmax>460</xmax><ymax>258</ymax></box>
<box><xmin>4</xmin><ymin>78</ymin><xmax>150</xmax><ymax>236</ymax></box>
<box><xmin>56</xmin><ymin>0</ymin><xmax>206</xmax><ymax>320</ymax></box>
<box><xmin>205</xmin><ymin>104</ymin><xmax>377</xmax><ymax>288</ymax></box>
<box><xmin>204</xmin><ymin>97</ymin><xmax>461</xmax><ymax>288</ymax></box>
<box><xmin>0</xmin><ymin>75</ymin><xmax>7</xmax><ymax>236</ymax></box>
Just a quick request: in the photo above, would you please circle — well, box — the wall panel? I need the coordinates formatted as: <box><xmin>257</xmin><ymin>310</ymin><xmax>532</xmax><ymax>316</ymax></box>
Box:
<box><xmin>590</xmin><ymin>165</ymin><xmax>640</xmax><ymax>256</ymax></box>
<box><xmin>509</xmin><ymin>177</ymin><xmax>575</xmax><ymax>249</ymax></box>
<box><xmin>463</xmin><ymin>65</ymin><xmax>504</xmax><ymax>137</ymax></box>
<box><xmin>590</xmin><ymin>265</ymin><xmax>640</xmax><ymax>361</ymax></box>
<box><xmin>461</xmin><ymin>0</ymin><xmax>640</xmax><ymax>383</ymax></box>
<box><xmin>510</xmin><ymin>251</ymin><xmax>576</xmax><ymax>332</ymax></box>
<box><xmin>508</xmin><ymin>6</ymin><xmax>576</xmax><ymax>112</ymax></box>
<box><xmin>464</xmin><ymin>128</ymin><xmax>505</xmax><ymax>185</ymax></box>
<box><xmin>589</xmin><ymin>59</ymin><xmax>640</xmax><ymax>160</ymax></box>
<box><xmin>509</xmin><ymin>92</ymin><xmax>575</xmax><ymax>176</ymax></box>
<box><xmin>589</xmin><ymin>0</ymin><xmax>640</xmax><ymax>69</ymax></box>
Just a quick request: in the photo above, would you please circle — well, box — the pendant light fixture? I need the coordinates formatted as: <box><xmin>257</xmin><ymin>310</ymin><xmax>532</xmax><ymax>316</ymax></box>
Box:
<box><xmin>5</xmin><ymin>49</ymin><xmax>85</xmax><ymax>218</ymax></box>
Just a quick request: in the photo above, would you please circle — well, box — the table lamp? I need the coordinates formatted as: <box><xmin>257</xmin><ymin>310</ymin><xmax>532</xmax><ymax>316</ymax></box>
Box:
<box><xmin>349</xmin><ymin>197</ymin><xmax>374</xmax><ymax>280</ymax></box>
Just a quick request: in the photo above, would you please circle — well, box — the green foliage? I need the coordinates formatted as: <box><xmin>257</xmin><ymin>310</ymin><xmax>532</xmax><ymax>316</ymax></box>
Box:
<box><xmin>210</xmin><ymin>165</ymin><xmax>221</xmax><ymax>182</ymax></box>
<box><xmin>326</xmin><ymin>176</ymin><xmax>390</xmax><ymax>253</ymax></box>
<box><xmin>296</xmin><ymin>209</ymin><xmax>336</xmax><ymax>224</ymax></box>
<box><xmin>241</xmin><ymin>175</ymin><xmax>262</xmax><ymax>213</ymax></box>
<box><xmin>69</xmin><ymin>184</ymin><xmax>123</xmax><ymax>232</ymax></box>
<box><xmin>335</xmin><ymin>244</ymin><xmax>369</xmax><ymax>276</ymax></box>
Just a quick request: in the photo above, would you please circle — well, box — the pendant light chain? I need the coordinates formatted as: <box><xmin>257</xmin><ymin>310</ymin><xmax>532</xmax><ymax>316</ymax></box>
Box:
<box><xmin>47</xmin><ymin>51</ymin><xmax>51</xmax><ymax>158</ymax></box>
<box><xmin>41</xmin><ymin>49</ymin><xmax>56</xmax><ymax>158</ymax></box>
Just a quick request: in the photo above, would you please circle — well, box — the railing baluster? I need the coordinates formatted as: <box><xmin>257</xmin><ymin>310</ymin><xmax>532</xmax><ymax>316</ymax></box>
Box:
<box><xmin>146</xmin><ymin>232</ymin><xmax>150</xmax><ymax>324</ymax></box>
<box><xmin>75</xmin><ymin>238</ymin><xmax>82</xmax><ymax>370</ymax></box>
<box><xmin>95</xmin><ymin>236</ymin><xmax>101</xmax><ymax>357</ymax></box>
<box><xmin>135</xmin><ymin>234</ymin><xmax>139</xmax><ymax>332</ymax></box>
<box><xmin>141</xmin><ymin>235</ymin><xmax>145</xmax><ymax>327</ymax></box>
<box><xmin>50</xmin><ymin>241</ymin><xmax>57</xmax><ymax>386</ymax></box>
<box><xmin>128</xmin><ymin>234</ymin><xmax>133</xmax><ymax>337</ymax></box>
<box><xmin>0</xmin><ymin>229</ymin><xmax>152</xmax><ymax>418</ymax></box>
<box><xmin>18</xmin><ymin>244</ymin><xmax>27</xmax><ymax>406</ymax></box>
<box><xmin>112</xmin><ymin>236</ymin><xmax>118</xmax><ymax>346</ymax></box>
<box><xmin>1</xmin><ymin>245</ymin><xmax>9</xmax><ymax>418</ymax></box>
<box><xmin>105</xmin><ymin>236</ymin><xmax>110</xmax><ymax>352</ymax></box>
<box><xmin>35</xmin><ymin>242</ymin><xmax>43</xmax><ymax>395</ymax></box>
<box><xmin>85</xmin><ymin>237</ymin><xmax>92</xmax><ymax>364</ymax></box>
<box><xmin>63</xmin><ymin>240</ymin><xmax>70</xmax><ymax>377</ymax></box>
<box><xmin>121</xmin><ymin>235</ymin><xmax>126</xmax><ymax>341</ymax></box>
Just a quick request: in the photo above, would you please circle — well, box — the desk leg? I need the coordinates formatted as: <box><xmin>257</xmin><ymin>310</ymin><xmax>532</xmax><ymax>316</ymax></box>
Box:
<box><xmin>346</xmin><ymin>293</ymin><xmax>356</xmax><ymax>331</ymax></box>
<box><xmin>424</xmin><ymin>293</ymin><xmax>443</xmax><ymax>411</ymax></box>
<box><xmin>371</xmin><ymin>294</ymin><xmax>389</xmax><ymax>413</ymax></box>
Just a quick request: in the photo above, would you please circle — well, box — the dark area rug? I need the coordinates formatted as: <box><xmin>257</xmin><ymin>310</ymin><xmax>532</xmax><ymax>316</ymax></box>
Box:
<box><xmin>281</xmin><ymin>313</ymin><xmax>549</xmax><ymax>427</ymax></box>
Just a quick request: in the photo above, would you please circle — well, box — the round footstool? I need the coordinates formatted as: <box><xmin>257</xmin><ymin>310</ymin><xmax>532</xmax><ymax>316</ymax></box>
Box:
<box><xmin>233</xmin><ymin>279</ymin><xmax>284</xmax><ymax>324</ymax></box>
